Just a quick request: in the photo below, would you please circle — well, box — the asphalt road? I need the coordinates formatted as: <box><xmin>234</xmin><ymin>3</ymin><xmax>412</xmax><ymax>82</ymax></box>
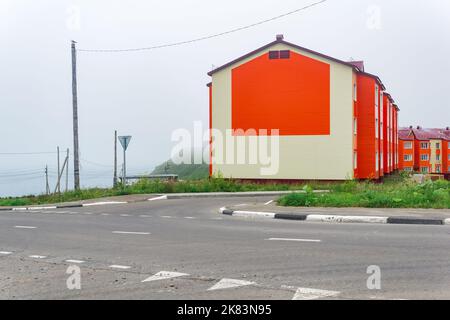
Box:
<box><xmin>0</xmin><ymin>196</ymin><xmax>449</xmax><ymax>300</ymax></box>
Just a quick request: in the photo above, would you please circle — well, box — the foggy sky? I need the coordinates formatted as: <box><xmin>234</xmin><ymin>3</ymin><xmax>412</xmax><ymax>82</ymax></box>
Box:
<box><xmin>1</xmin><ymin>0</ymin><xmax>449</xmax><ymax>196</ymax></box>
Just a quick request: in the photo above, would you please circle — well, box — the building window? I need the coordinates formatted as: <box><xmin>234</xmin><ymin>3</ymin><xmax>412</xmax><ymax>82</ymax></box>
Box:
<box><xmin>421</xmin><ymin>154</ymin><xmax>429</xmax><ymax>161</ymax></box>
<box><xmin>375</xmin><ymin>85</ymin><xmax>379</xmax><ymax>106</ymax></box>
<box><xmin>375</xmin><ymin>119</ymin><xmax>379</xmax><ymax>138</ymax></box>
<box><xmin>420</xmin><ymin>142</ymin><xmax>429</xmax><ymax>149</ymax></box>
<box><xmin>404</xmin><ymin>141</ymin><xmax>412</xmax><ymax>149</ymax></box>
<box><xmin>436</xmin><ymin>165</ymin><xmax>441</xmax><ymax>173</ymax></box>
<box><xmin>279</xmin><ymin>50</ymin><xmax>290</xmax><ymax>59</ymax></box>
<box><xmin>404</xmin><ymin>167</ymin><xmax>413</xmax><ymax>172</ymax></box>
<box><xmin>354</xmin><ymin>152</ymin><xmax>357</xmax><ymax>169</ymax></box>
<box><xmin>436</xmin><ymin>142</ymin><xmax>440</xmax><ymax>149</ymax></box>
<box><xmin>436</xmin><ymin>154</ymin><xmax>441</xmax><ymax>161</ymax></box>
<box><xmin>376</xmin><ymin>152</ymin><xmax>379</xmax><ymax>171</ymax></box>
<box><xmin>380</xmin><ymin>122</ymin><xmax>383</xmax><ymax>139</ymax></box>
<box><xmin>404</xmin><ymin>154</ymin><xmax>413</xmax><ymax>161</ymax></box>
<box><xmin>353</xmin><ymin>83</ymin><xmax>357</xmax><ymax>101</ymax></box>
<box><xmin>353</xmin><ymin>118</ymin><xmax>357</xmax><ymax>135</ymax></box>
<box><xmin>381</xmin><ymin>152</ymin><xmax>384</xmax><ymax>170</ymax></box>
<box><xmin>269</xmin><ymin>51</ymin><xmax>279</xmax><ymax>59</ymax></box>
<box><xmin>421</xmin><ymin>167</ymin><xmax>429</xmax><ymax>173</ymax></box>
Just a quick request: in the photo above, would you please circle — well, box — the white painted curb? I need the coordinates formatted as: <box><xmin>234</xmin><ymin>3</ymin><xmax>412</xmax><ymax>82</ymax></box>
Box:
<box><xmin>306</xmin><ymin>215</ymin><xmax>388</xmax><ymax>224</ymax></box>
<box><xmin>232</xmin><ymin>211</ymin><xmax>276</xmax><ymax>219</ymax></box>
<box><xmin>444</xmin><ymin>218</ymin><xmax>450</xmax><ymax>225</ymax></box>
<box><xmin>148</xmin><ymin>195</ymin><xmax>168</xmax><ymax>201</ymax></box>
<box><xmin>83</xmin><ymin>201</ymin><xmax>128</xmax><ymax>207</ymax></box>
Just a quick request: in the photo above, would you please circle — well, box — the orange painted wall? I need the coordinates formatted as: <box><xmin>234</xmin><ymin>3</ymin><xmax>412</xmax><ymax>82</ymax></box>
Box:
<box><xmin>399</xmin><ymin>140</ymin><xmax>414</xmax><ymax>170</ymax></box>
<box><xmin>356</xmin><ymin>75</ymin><xmax>379</xmax><ymax>179</ymax></box>
<box><xmin>231</xmin><ymin>51</ymin><xmax>330</xmax><ymax>136</ymax></box>
<box><xmin>382</xmin><ymin>95</ymin><xmax>389</xmax><ymax>173</ymax></box>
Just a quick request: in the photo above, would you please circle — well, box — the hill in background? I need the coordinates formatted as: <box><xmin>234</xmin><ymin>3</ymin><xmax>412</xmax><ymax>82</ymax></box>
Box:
<box><xmin>151</xmin><ymin>160</ymin><xmax>209</xmax><ymax>180</ymax></box>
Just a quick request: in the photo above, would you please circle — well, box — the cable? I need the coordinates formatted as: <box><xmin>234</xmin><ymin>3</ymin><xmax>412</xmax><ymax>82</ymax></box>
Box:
<box><xmin>0</xmin><ymin>151</ymin><xmax>58</xmax><ymax>155</ymax></box>
<box><xmin>78</xmin><ymin>0</ymin><xmax>327</xmax><ymax>53</ymax></box>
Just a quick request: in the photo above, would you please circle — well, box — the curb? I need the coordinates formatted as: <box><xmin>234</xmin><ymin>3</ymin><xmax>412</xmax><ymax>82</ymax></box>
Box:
<box><xmin>219</xmin><ymin>208</ymin><xmax>449</xmax><ymax>226</ymax></box>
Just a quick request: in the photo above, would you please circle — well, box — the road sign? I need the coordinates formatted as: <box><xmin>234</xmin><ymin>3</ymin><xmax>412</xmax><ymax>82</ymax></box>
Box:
<box><xmin>118</xmin><ymin>136</ymin><xmax>132</xmax><ymax>151</ymax></box>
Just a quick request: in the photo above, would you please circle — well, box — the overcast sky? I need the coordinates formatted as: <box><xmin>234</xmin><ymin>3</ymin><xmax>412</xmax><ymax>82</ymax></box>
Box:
<box><xmin>0</xmin><ymin>0</ymin><xmax>449</xmax><ymax>196</ymax></box>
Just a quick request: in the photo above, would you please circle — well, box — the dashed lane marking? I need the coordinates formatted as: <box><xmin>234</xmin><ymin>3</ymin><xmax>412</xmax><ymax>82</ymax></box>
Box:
<box><xmin>142</xmin><ymin>271</ymin><xmax>189</xmax><ymax>283</ymax></box>
<box><xmin>29</xmin><ymin>255</ymin><xmax>47</xmax><ymax>259</ymax></box>
<box><xmin>14</xmin><ymin>226</ymin><xmax>37</xmax><ymax>229</ymax></box>
<box><xmin>0</xmin><ymin>251</ymin><xmax>13</xmax><ymax>255</ymax></box>
<box><xmin>112</xmin><ymin>231</ymin><xmax>151</xmax><ymax>235</ymax></box>
<box><xmin>266</xmin><ymin>238</ymin><xmax>321</xmax><ymax>243</ymax></box>
<box><xmin>65</xmin><ymin>259</ymin><xmax>85</xmax><ymax>264</ymax></box>
<box><xmin>207</xmin><ymin>278</ymin><xmax>256</xmax><ymax>291</ymax></box>
<box><xmin>109</xmin><ymin>265</ymin><xmax>131</xmax><ymax>270</ymax></box>
<box><xmin>184</xmin><ymin>217</ymin><xmax>196</xmax><ymax>219</ymax></box>
<box><xmin>290</xmin><ymin>287</ymin><xmax>340</xmax><ymax>300</ymax></box>
<box><xmin>139</xmin><ymin>215</ymin><xmax>152</xmax><ymax>218</ymax></box>
<box><xmin>120</xmin><ymin>214</ymin><xmax>131</xmax><ymax>217</ymax></box>
<box><xmin>101</xmin><ymin>213</ymin><xmax>110</xmax><ymax>216</ymax></box>
<box><xmin>161</xmin><ymin>216</ymin><xmax>173</xmax><ymax>218</ymax></box>
<box><xmin>264</xmin><ymin>200</ymin><xmax>274</xmax><ymax>205</ymax></box>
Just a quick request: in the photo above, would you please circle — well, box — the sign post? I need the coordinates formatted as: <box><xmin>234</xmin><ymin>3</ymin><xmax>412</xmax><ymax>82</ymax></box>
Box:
<box><xmin>118</xmin><ymin>135</ymin><xmax>132</xmax><ymax>185</ymax></box>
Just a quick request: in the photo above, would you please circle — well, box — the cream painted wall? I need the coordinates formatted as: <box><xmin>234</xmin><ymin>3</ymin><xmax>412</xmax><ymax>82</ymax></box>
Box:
<box><xmin>211</xmin><ymin>43</ymin><xmax>354</xmax><ymax>180</ymax></box>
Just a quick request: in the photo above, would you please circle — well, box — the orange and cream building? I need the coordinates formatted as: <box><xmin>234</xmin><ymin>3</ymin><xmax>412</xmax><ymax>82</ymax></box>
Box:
<box><xmin>207</xmin><ymin>35</ymin><xmax>399</xmax><ymax>181</ymax></box>
<box><xmin>399</xmin><ymin>126</ymin><xmax>450</xmax><ymax>174</ymax></box>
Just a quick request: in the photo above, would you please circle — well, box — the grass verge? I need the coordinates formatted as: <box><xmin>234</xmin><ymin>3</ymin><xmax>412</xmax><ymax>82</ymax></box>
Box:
<box><xmin>278</xmin><ymin>179</ymin><xmax>450</xmax><ymax>209</ymax></box>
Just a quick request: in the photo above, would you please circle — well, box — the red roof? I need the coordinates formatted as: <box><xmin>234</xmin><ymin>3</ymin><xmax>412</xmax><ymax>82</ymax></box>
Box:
<box><xmin>400</xmin><ymin>127</ymin><xmax>450</xmax><ymax>141</ymax></box>
<box><xmin>208</xmin><ymin>36</ymin><xmax>363</xmax><ymax>76</ymax></box>
<box><xmin>398</xmin><ymin>128</ymin><xmax>414</xmax><ymax>140</ymax></box>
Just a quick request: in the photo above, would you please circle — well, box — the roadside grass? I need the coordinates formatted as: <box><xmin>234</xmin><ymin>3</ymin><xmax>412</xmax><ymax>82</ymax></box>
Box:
<box><xmin>278</xmin><ymin>179</ymin><xmax>450</xmax><ymax>209</ymax></box>
<box><xmin>0</xmin><ymin>177</ymin><xmax>320</xmax><ymax>207</ymax></box>
<box><xmin>2</xmin><ymin>173</ymin><xmax>449</xmax><ymax>209</ymax></box>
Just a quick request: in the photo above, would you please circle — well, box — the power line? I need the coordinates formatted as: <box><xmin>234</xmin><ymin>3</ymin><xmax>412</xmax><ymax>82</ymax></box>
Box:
<box><xmin>78</xmin><ymin>0</ymin><xmax>328</xmax><ymax>53</ymax></box>
<box><xmin>0</xmin><ymin>151</ymin><xmax>58</xmax><ymax>155</ymax></box>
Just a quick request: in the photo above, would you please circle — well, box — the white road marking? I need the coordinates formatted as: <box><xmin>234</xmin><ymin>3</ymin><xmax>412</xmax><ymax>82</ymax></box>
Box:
<box><xmin>161</xmin><ymin>216</ymin><xmax>172</xmax><ymax>218</ymax></box>
<box><xmin>211</xmin><ymin>217</ymin><xmax>223</xmax><ymax>220</ymax></box>
<box><xmin>264</xmin><ymin>200</ymin><xmax>274</xmax><ymax>205</ymax></box>
<box><xmin>142</xmin><ymin>271</ymin><xmax>189</xmax><ymax>283</ymax></box>
<box><xmin>266</xmin><ymin>238</ymin><xmax>321</xmax><ymax>243</ymax></box>
<box><xmin>109</xmin><ymin>265</ymin><xmax>131</xmax><ymax>269</ymax></box>
<box><xmin>84</xmin><ymin>201</ymin><xmax>127</xmax><ymax>207</ymax></box>
<box><xmin>82</xmin><ymin>212</ymin><xmax>93</xmax><ymax>215</ymax></box>
<box><xmin>148</xmin><ymin>195</ymin><xmax>168</xmax><ymax>201</ymax></box>
<box><xmin>28</xmin><ymin>206</ymin><xmax>57</xmax><ymax>210</ymax></box>
<box><xmin>234</xmin><ymin>204</ymin><xmax>248</xmax><ymax>207</ymax></box>
<box><xmin>0</xmin><ymin>251</ymin><xmax>13</xmax><ymax>255</ymax></box>
<box><xmin>184</xmin><ymin>217</ymin><xmax>195</xmax><ymax>219</ymax></box>
<box><xmin>29</xmin><ymin>255</ymin><xmax>47</xmax><ymax>259</ymax></box>
<box><xmin>291</xmin><ymin>287</ymin><xmax>340</xmax><ymax>300</ymax></box>
<box><xmin>112</xmin><ymin>231</ymin><xmax>151</xmax><ymax>235</ymax></box>
<box><xmin>207</xmin><ymin>278</ymin><xmax>256</xmax><ymax>291</ymax></box>
<box><xmin>14</xmin><ymin>226</ymin><xmax>37</xmax><ymax>229</ymax></box>
<box><xmin>101</xmin><ymin>213</ymin><xmax>110</xmax><ymax>216</ymax></box>
<box><xmin>139</xmin><ymin>215</ymin><xmax>152</xmax><ymax>218</ymax></box>
<box><xmin>120</xmin><ymin>214</ymin><xmax>131</xmax><ymax>217</ymax></box>
<box><xmin>65</xmin><ymin>259</ymin><xmax>85</xmax><ymax>264</ymax></box>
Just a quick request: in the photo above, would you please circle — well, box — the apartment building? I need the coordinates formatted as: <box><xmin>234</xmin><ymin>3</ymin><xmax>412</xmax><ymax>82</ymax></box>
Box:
<box><xmin>207</xmin><ymin>35</ymin><xmax>399</xmax><ymax>181</ymax></box>
<box><xmin>399</xmin><ymin>126</ymin><xmax>450</xmax><ymax>174</ymax></box>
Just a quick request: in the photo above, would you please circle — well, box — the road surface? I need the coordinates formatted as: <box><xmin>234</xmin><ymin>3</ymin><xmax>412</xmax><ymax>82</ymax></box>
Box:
<box><xmin>0</xmin><ymin>196</ymin><xmax>449</xmax><ymax>299</ymax></box>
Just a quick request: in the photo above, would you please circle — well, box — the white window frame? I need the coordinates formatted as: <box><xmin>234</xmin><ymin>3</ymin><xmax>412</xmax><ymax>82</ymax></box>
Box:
<box><xmin>421</xmin><ymin>167</ymin><xmax>429</xmax><ymax>173</ymax></box>
<box><xmin>404</xmin><ymin>154</ymin><xmax>413</xmax><ymax>161</ymax></box>
<box><xmin>404</xmin><ymin>141</ymin><xmax>412</xmax><ymax>149</ymax></box>
<box><xmin>420</xmin><ymin>154</ymin><xmax>429</xmax><ymax>161</ymax></box>
<box><xmin>420</xmin><ymin>142</ymin><xmax>429</xmax><ymax>149</ymax></box>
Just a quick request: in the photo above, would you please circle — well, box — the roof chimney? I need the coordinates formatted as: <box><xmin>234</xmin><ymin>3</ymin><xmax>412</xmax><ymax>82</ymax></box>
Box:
<box><xmin>409</xmin><ymin>126</ymin><xmax>413</xmax><ymax>129</ymax></box>
<box><xmin>417</xmin><ymin>126</ymin><xmax>422</xmax><ymax>130</ymax></box>
<box><xmin>446</xmin><ymin>127</ymin><xmax>450</xmax><ymax>131</ymax></box>
<box><xmin>276</xmin><ymin>34</ymin><xmax>284</xmax><ymax>41</ymax></box>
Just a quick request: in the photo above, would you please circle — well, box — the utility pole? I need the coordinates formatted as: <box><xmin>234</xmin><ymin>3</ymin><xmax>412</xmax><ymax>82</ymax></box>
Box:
<box><xmin>113</xmin><ymin>130</ymin><xmax>118</xmax><ymax>187</ymax></box>
<box><xmin>57</xmin><ymin>146</ymin><xmax>60</xmax><ymax>193</ymax></box>
<box><xmin>71</xmin><ymin>40</ymin><xmax>80</xmax><ymax>190</ymax></box>
<box><xmin>45</xmin><ymin>165</ymin><xmax>50</xmax><ymax>195</ymax></box>
<box><xmin>65</xmin><ymin>148</ymin><xmax>69</xmax><ymax>192</ymax></box>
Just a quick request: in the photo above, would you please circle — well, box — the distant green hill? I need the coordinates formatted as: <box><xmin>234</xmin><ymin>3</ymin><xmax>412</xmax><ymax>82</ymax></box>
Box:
<box><xmin>151</xmin><ymin>160</ymin><xmax>209</xmax><ymax>180</ymax></box>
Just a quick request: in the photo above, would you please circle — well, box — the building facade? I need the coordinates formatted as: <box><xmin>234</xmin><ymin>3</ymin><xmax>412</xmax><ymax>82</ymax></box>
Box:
<box><xmin>208</xmin><ymin>35</ymin><xmax>399</xmax><ymax>181</ymax></box>
<box><xmin>399</xmin><ymin>127</ymin><xmax>450</xmax><ymax>174</ymax></box>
